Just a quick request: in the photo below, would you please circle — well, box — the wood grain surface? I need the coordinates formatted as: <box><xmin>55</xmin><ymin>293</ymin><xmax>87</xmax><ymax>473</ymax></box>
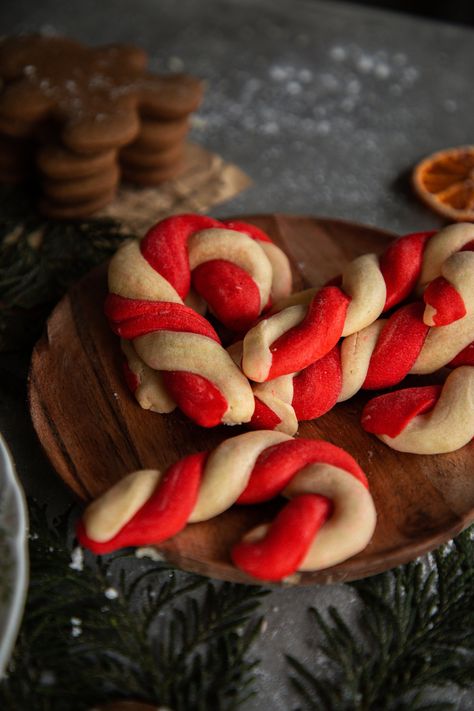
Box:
<box><xmin>28</xmin><ymin>215</ymin><xmax>474</xmax><ymax>585</ymax></box>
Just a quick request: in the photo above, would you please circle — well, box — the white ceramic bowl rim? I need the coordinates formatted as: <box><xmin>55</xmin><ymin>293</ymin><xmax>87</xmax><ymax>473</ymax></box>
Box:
<box><xmin>0</xmin><ymin>433</ymin><xmax>29</xmax><ymax>678</ymax></box>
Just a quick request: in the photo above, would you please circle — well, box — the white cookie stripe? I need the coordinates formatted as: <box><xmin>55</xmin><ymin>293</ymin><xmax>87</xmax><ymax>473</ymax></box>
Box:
<box><xmin>418</xmin><ymin>222</ymin><xmax>474</xmax><ymax>288</ymax></box>
<box><xmin>337</xmin><ymin>311</ymin><xmax>474</xmax><ymax>394</ymax></box>
<box><xmin>83</xmin><ymin>469</ymin><xmax>161</xmax><ymax>542</ymax></box>
<box><xmin>120</xmin><ymin>339</ymin><xmax>176</xmax><ymax>413</ymax></box>
<box><xmin>242</xmin><ymin>304</ymin><xmax>307</xmax><ymax>382</ymax></box>
<box><xmin>341</xmin><ymin>254</ymin><xmax>386</xmax><ymax>336</ymax></box>
<box><xmin>269</xmin><ymin>287</ymin><xmax>318</xmax><ymax>312</ymax></box>
<box><xmin>108</xmin><ymin>240</ymin><xmax>183</xmax><ymax>303</ymax></box>
<box><xmin>258</xmin><ymin>240</ymin><xmax>293</xmax><ymax>302</ymax></box>
<box><xmin>410</xmin><ymin>312</ymin><xmax>474</xmax><ymax>375</ymax></box>
<box><xmin>338</xmin><ymin>321</ymin><xmax>385</xmax><ymax>402</ymax></box>
<box><xmin>133</xmin><ymin>331</ymin><xmax>255</xmax><ymax>424</ymax></box>
<box><xmin>189</xmin><ymin>430</ymin><xmax>292</xmax><ymax>521</ymax></box>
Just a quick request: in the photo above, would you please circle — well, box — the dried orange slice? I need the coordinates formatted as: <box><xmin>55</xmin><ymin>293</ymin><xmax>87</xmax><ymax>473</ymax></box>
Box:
<box><xmin>412</xmin><ymin>146</ymin><xmax>474</xmax><ymax>222</ymax></box>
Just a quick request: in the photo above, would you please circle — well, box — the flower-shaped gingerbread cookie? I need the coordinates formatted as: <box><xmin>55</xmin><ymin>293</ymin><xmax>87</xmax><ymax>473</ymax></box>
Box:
<box><xmin>0</xmin><ymin>35</ymin><xmax>203</xmax><ymax>149</ymax></box>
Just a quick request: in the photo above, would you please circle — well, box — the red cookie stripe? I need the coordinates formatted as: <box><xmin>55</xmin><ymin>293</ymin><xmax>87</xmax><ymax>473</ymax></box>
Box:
<box><xmin>448</xmin><ymin>341</ymin><xmax>474</xmax><ymax>367</ymax></box>
<box><xmin>363</xmin><ymin>302</ymin><xmax>430</xmax><ymax>390</ymax></box>
<box><xmin>250</xmin><ymin>398</ymin><xmax>283</xmax><ymax>430</ymax></box>
<box><xmin>140</xmin><ymin>213</ymin><xmax>222</xmax><ymax>298</ymax></box>
<box><xmin>380</xmin><ymin>231</ymin><xmax>434</xmax><ymax>311</ymax></box>
<box><xmin>361</xmin><ymin>385</ymin><xmax>442</xmax><ymax>438</ymax></box>
<box><xmin>111</xmin><ymin>312</ymin><xmax>219</xmax><ymax>342</ymax></box>
<box><xmin>106</xmin><ymin>296</ymin><xmax>221</xmax><ymax>342</ymax></box>
<box><xmin>162</xmin><ymin>371</ymin><xmax>228</xmax><ymax>427</ymax></box>
<box><xmin>423</xmin><ymin>276</ymin><xmax>466</xmax><ymax>326</ymax></box>
<box><xmin>292</xmin><ymin>346</ymin><xmax>342</xmax><ymax>421</ymax></box>
<box><xmin>76</xmin><ymin>452</ymin><xmax>208</xmax><ymax>554</ymax></box>
<box><xmin>237</xmin><ymin>439</ymin><xmax>367</xmax><ymax>505</ymax></box>
<box><xmin>192</xmin><ymin>259</ymin><xmax>262</xmax><ymax>332</ymax></box>
<box><xmin>231</xmin><ymin>494</ymin><xmax>332</xmax><ymax>581</ymax></box>
<box><xmin>268</xmin><ymin>286</ymin><xmax>350</xmax><ymax>380</ymax></box>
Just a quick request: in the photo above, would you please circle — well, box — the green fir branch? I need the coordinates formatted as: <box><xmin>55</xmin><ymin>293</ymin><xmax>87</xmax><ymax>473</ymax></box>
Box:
<box><xmin>0</xmin><ymin>185</ymin><xmax>130</xmax><ymax>352</ymax></box>
<box><xmin>287</xmin><ymin>529</ymin><xmax>474</xmax><ymax>711</ymax></box>
<box><xmin>0</xmin><ymin>499</ymin><xmax>267</xmax><ymax>711</ymax></box>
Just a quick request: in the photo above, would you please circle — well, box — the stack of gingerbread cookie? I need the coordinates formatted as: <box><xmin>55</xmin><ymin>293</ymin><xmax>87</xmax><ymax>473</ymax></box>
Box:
<box><xmin>0</xmin><ymin>35</ymin><xmax>204</xmax><ymax>219</ymax></box>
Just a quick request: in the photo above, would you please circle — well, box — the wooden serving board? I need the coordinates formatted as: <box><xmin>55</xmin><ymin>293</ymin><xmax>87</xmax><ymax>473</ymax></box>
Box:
<box><xmin>29</xmin><ymin>215</ymin><xmax>474</xmax><ymax>585</ymax></box>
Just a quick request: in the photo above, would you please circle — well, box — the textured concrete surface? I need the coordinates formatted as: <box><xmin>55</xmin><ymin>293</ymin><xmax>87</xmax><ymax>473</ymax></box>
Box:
<box><xmin>1</xmin><ymin>0</ymin><xmax>473</xmax><ymax>708</ymax></box>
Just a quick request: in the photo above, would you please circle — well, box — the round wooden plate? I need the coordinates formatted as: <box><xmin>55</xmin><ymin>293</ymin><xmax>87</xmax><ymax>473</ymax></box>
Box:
<box><xmin>29</xmin><ymin>215</ymin><xmax>474</xmax><ymax>585</ymax></box>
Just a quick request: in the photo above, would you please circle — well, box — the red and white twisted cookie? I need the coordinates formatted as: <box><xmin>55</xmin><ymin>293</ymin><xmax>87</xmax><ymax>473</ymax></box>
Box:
<box><xmin>242</xmin><ymin>223</ymin><xmax>474</xmax><ymax>383</ymax></box>
<box><xmin>247</xmin><ymin>224</ymin><xmax>474</xmax><ymax>453</ymax></box>
<box><xmin>76</xmin><ymin>431</ymin><xmax>376</xmax><ymax>581</ymax></box>
<box><xmin>105</xmin><ymin>214</ymin><xmax>292</xmax><ymax>427</ymax></box>
<box><xmin>362</xmin><ymin>366</ymin><xmax>474</xmax><ymax>454</ymax></box>
<box><xmin>250</xmin><ymin>298</ymin><xmax>474</xmax><ymax>434</ymax></box>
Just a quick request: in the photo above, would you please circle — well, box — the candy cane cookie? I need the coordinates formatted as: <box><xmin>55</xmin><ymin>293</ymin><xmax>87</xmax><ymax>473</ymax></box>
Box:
<box><xmin>76</xmin><ymin>431</ymin><xmax>376</xmax><ymax>581</ymax></box>
<box><xmin>361</xmin><ymin>366</ymin><xmax>474</xmax><ymax>454</ymax></box>
<box><xmin>249</xmin><ymin>300</ymin><xmax>474</xmax><ymax>447</ymax></box>
<box><xmin>248</xmin><ymin>224</ymin><xmax>474</xmax><ymax>452</ymax></box>
<box><xmin>242</xmin><ymin>223</ymin><xmax>474</xmax><ymax>383</ymax></box>
<box><xmin>106</xmin><ymin>213</ymin><xmax>292</xmax><ymax>427</ymax></box>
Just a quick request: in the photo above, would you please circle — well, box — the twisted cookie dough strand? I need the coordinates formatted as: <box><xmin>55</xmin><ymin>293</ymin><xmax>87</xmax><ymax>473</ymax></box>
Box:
<box><xmin>249</xmin><ymin>223</ymin><xmax>474</xmax><ymax>451</ymax></box>
<box><xmin>138</xmin><ymin>213</ymin><xmax>292</xmax><ymax>331</ymax></box>
<box><xmin>249</xmin><ymin>346</ymin><xmax>342</xmax><ymax>434</ymax></box>
<box><xmin>107</xmin><ymin>242</ymin><xmax>253</xmax><ymax>426</ymax></box>
<box><xmin>361</xmin><ymin>366</ymin><xmax>474</xmax><ymax>454</ymax></box>
<box><xmin>76</xmin><ymin>431</ymin><xmax>376</xmax><ymax>581</ymax></box>
<box><xmin>249</xmin><ymin>301</ymin><xmax>474</xmax><ymax>452</ymax></box>
<box><xmin>242</xmin><ymin>223</ymin><xmax>474</xmax><ymax>383</ymax></box>
<box><xmin>106</xmin><ymin>214</ymin><xmax>291</xmax><ymax>426</ymax></box>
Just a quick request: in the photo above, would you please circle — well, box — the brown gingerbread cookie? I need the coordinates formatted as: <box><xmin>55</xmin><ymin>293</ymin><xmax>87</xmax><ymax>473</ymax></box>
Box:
<box><xmin>0</xmin><ymin>34</ymin><xmax>204</xmax><ymax>217</ymax></box>
<box><xmin>121</xmin><ymin>161</ymin><xmax>184</xmax><ymax>186</ymax></box>
<box><xmin>39</xmin><ymin>189</ymin><xmax>117</xmax><ymax>219</ymax></box>
<box><xmin>0</xmin><ymin>36</ymin><xmax>203</xmax><ymax>152</ymax></box>
<box><xmin>129</xmin><ymin>116</ymin><xmax>190</xmax><ymax>151</ymax></box>
<box><xmin>37</xmin><ymin>143</ymin><xmax>116</xmax><ymax>180</ymax></box>
<box><xmin>120</xmin><ymin>140</ymin><xmax>184</xmax><ymax>170</ymax></box>
<box><xmin>42</xmin><ymin>164</ymin><xmax>120</xmax><ymax>204</ymax></box>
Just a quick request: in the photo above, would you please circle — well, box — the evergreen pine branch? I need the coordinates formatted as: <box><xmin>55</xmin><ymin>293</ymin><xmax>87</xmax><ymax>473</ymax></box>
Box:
<box><xmin>0</xmin><ymin>185</ymin><xmax>131</xmax><ymax>352</ymax></box>
<box><xmin>288</xmin><ymin>529</ymin><xmax>474</xmax><ymax>711</ymax></box>
<box><xmin>0</xmin><ymin>499</ymin><xmax>267</xmax><ymax>711</ymax></box>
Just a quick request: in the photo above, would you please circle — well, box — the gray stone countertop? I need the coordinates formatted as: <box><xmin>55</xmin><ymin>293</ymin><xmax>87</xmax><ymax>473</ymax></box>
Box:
<box><xmin>0</xmin><ymin>0</ymin><xmax>473</xmax><ymax>708</ymax></box>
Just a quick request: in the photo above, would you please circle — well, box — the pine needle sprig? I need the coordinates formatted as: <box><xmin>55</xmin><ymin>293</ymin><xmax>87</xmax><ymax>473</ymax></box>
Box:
<box><xmin>0</xmin><ymin>500</ymin><xmax>267</xmax><ymax>711</ymax></box>
<box><xmin>287</xmin><ymin>528</ymin><xmax>474</xmax><ymax>711</ymax></box>
<box><xmin>0</xmin><ymin>185</ymin><xmax>130</xmax><ymax>352</ymax></box>
<box><xmin>153</xmin><ymin>581</ymin><xmax>266</xmax><ymax>710</ymax></box>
